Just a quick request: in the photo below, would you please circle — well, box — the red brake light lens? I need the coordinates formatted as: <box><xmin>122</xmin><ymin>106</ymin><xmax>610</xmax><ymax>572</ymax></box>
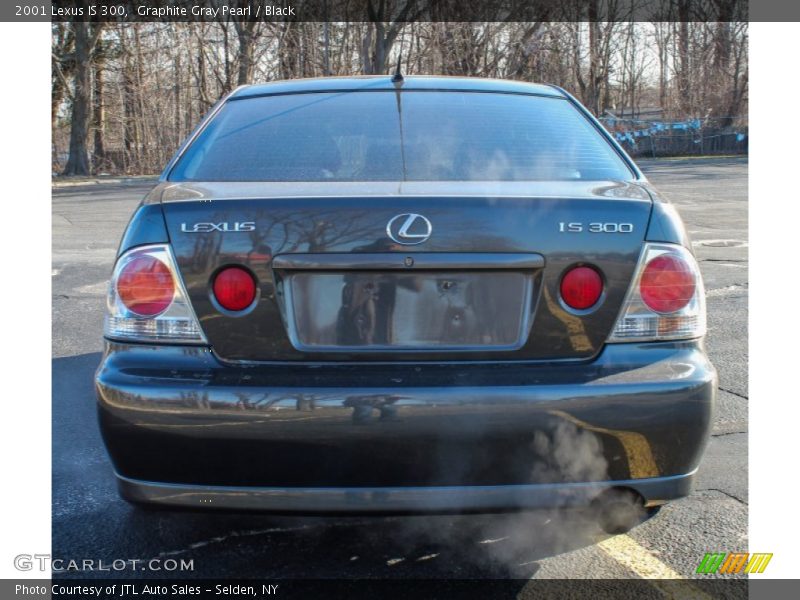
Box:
<box><xmin>116</xmin><ymin>255</ymin><xmax>175</xmax><ymax>316</ymax></box>
<box><xmin>560</xmin><ymin>266</ymin><xmax>603</xmax><ymax>310</ymax></box>
<box><xmin>639</xmin><ymin>254</ymin><xmax>696</xmax><ymax>313</ymax></box>
<box><xmin>213</xmin><ymin>267</ymin><xmax>257</xmax><ymax>312</ymax></box>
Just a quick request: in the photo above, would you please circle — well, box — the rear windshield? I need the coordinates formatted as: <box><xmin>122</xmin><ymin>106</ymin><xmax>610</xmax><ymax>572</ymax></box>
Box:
<box><xmin>169</xmin><ymin>91</ymin><xmax>632</xmax><ymax>182</ymax></box>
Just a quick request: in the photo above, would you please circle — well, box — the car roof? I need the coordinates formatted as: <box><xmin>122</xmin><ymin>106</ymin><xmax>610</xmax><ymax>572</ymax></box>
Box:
<box><xmin>230</xmin><ymin>76</ymin><xmax>566</xmax><ymax>100</ymax></box>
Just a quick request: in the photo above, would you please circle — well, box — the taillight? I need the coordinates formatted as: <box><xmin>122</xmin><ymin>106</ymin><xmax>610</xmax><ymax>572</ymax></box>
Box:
<box><xmin>639</xmin><ymin>254</ymin><xmax>696</xmax><ymax>313</ymax></box>
<box><xmin>609</xmin><ymin>243</ymin><xmax>705</xmax><ymax>342</ymax></box>
<box><xmin>116</xmin><ymin>255</ymin><xmax>175</xmax><ymax>316</ymax></box>
<box><xmin>104</xmin><ymin>245</ymin><xmax>206</xmax><ymax>344</ymax></box>
<box><xmin>560</xmin><ymin>266</ymin><xmax>603</xmax><ymax>310</ymax></box>
<box><xmin>213</xmin><ymin>267</ymin><xmax>257</xmax><ymax>312</ymax></box>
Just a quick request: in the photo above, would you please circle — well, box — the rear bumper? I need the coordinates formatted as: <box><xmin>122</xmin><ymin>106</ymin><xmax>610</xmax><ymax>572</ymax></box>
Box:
<box><xmin>96</xmin><ymin>340</ymin><xmax>715</xmax><ymax>511</ymax></box>
<box><xmin>117</xmin><ymin>471</ymin><xmax>695</xmax><ymax>512</ymax></box>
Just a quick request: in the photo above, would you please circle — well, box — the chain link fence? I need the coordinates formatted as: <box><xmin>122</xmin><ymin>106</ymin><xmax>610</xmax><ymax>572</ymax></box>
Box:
<box><xmin>599</xmin><ymin>116</ymin><xmax>748</xmax><ymax>158</ymax></box>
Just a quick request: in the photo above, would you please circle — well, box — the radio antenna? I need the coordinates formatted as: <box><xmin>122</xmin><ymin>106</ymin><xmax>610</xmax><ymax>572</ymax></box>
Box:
<box><xmin>392</xmin><ymin>53</ymin><xmax>403</xmax><ymax>83</ymax></box>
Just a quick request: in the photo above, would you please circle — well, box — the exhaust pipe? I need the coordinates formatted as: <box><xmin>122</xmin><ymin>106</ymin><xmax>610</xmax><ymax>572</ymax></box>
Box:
<box><xmin>593</xmin><ymin>488</ymin><xmax>648</xmax><ymax>534</ymax></box>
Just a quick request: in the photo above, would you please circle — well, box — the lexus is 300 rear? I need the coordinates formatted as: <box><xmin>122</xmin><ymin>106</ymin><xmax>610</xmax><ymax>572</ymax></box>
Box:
<box><xmin>96</xmin><ymin>77</ymin><xmax>715</xmax><ymax>526</ymax></box>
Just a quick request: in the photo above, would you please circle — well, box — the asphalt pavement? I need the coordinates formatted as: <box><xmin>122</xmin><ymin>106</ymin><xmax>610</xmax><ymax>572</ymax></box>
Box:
<box><xmin>52</xmin><ymin>157</ymin><xmax>748</xmax><ymax>585</ymax></box>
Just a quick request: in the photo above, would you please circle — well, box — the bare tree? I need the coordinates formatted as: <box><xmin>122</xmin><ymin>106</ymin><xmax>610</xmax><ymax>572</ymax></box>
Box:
<box><xmin>62</xmin><ymin>18</ymin><xmax>105</xmax><ymax>176</ymax></box>
<box><xmin>51</xmin><ymin>22</ymin><xmax>74</xmax><ymax>128</ymax></box>
<box><xmin>52</xmin><ymin>18</ymin><xmax>748</xmax><ymax>175</ymax></box>
<box><xmin>91</xmin><ymin>39</ymin><xmax>107</xmax><ymax>167</ymax></box>
<box><xmin>362</xmin><ymin>0</ymin><xmax>424</xmax><ymax>74</ymax></box>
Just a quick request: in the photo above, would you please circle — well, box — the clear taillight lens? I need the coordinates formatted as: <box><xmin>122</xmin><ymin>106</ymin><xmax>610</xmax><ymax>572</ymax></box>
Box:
<box><xmin>104</xmin><ymin>245</ymin><xmax>206</xmax><ymax>343</ymax></box>
<box><xmin>116</xmin><ymin>254</ymin><xmax>175</xmax><ymax>316</ymax></box>
<box><xmin>608</xmin><ymin>243</ymin><xmax>706</xmax><ymax>342</ymax></box>
<box><xmin>639</xmin><ymin>254</ymin><xmax>696</xmax><ymax>313</ymax></box>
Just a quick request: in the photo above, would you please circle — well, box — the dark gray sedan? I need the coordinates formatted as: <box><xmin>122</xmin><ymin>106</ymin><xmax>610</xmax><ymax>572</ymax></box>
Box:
<box><xmin>96</xmin><ymin>76</ymin><xmax>714</xmax><ymax>532</ymax></box>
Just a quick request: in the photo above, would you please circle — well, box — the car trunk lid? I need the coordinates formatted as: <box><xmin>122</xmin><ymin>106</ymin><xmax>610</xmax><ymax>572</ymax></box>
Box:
<box><xmin>158</xmin><ymin>180</ymin><xmax>652</xmax><ymax>362</ymax></box>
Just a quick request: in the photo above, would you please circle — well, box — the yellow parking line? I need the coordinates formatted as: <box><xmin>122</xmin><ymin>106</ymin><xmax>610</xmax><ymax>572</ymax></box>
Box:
<box><xmin>598</xmin><ymin>535</ymin><xmax>713</xmax><ymax>599</ymax></box>
<box><xmin>598</xmin><ymin>534</ymin><xmax>683</xmax><ymax>578</ymax></box>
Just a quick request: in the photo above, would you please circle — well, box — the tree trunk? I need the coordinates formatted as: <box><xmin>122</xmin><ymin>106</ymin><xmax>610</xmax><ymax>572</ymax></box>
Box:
<box><xmin>712</xmin><ymin>3</ymin><xmax>735</xmax><ymax>126</ymax></box>
<box><xmin>280</xmin><ymin>23</ymin><xmax>300</xmax><ymax>79</ymax></box>
<box><xmin>373</xmin><ymin>21</ymin><xmax>387</xmax><ymax>74</ymax></box>
<box><xmin>174</xmin><ymin>53</ymin><xmax>182</xmax><ymax>146</ymax></box>
<box><xmin>677</xmin><ymin>0</ymin><xmax>691</xmax><ymax>114</ymax></box>
<box><xmin>51</xmin><ymin>23</ymin><xmax>74</xmax><ymax>129</ymax></box>
<box><xmin>235</xmin><ymin>21</ymin><xmax>257</xmax><ymax>85</ymax></box>
<box><xmin>63</xmin><ymin>22</ymin><xmax>92</xmax><ymax>176</ymax></box>
<box><xmin>361</xmin><ymin>26</ymin><xmax>374</xmax><ymax>74</ymax></box>
<box><xmin>196</xmin><ymin>29</ymin><xmax>210</xmax><ymax>110</ymax></box>
<box><xmin>323</xmin><ymin>22</ymin><xmax>330</xmax><ymax>76</ymax></box>
<box><xmin>92</xmin><ymin>48</ymin><xmax>105</xmax><ymax>169</ymax></box>
<box><xmin>587</xmin><ymin>6</ymin><xmax>600</xmax><ymax>115</ymax></box>
<box><xmin>121</xmin><ymin>27</ymin><xmax>139</xmax><ymax>172</ymax></box>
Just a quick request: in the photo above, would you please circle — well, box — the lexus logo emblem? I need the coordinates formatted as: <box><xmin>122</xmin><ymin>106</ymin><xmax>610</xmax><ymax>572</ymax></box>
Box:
<box><xmin>386</xmin><ymin>213</ymin><xmax>433</xmax><ymax>245</ymax></box>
